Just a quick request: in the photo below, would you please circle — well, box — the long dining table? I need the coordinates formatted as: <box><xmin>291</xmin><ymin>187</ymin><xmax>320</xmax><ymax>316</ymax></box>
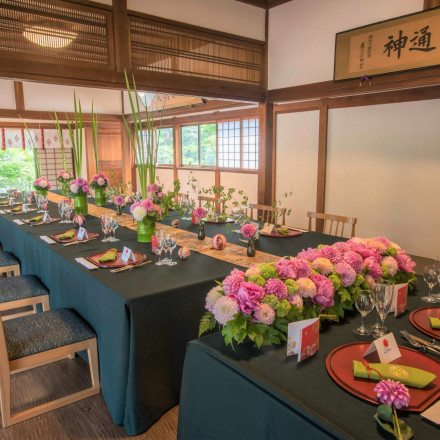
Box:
<box><xmin>0</xmin><ymin>194</ymin><xmax>342</xmax><ymax>435</ymax></box>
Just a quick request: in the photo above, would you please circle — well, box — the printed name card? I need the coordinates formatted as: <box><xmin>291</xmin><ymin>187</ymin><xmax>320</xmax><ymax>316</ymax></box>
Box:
<box><xmin>287</xmin><ymin>318</ymin><xmax>319</xmax><ymax>362</ymax></box>
<box><xmin>261</xmin><ymin>223</ymin><xmax>276</xmax><ymax>234</ymax></box>
<box><xmin>75</xmin><ymin>257</ymin><xmax>98</xmax><ymax>270</ymax></box>
<box><xmin>40</xmin><ymin>235</ymin><xmax>56</xmax><ymax>244</ymax></box>
<box><xmin>77</xmin><ymin>227</ymin><xmax>88</xmax><ymax>240</ymax></box>
<box><xmin>42</xmin><ymin>212</ymin><xmax>51</xmax><ymax>223</ymax></box>
<box><xmin>421</xmin><ymin>400</ymin><xmax>440</xmax><ymax>426</ymax></box>
<box><xmin>151</xmin><ymin>236</ymin><xmax>157</xmax><ymax>254</ymax></box>
<box><xmin>390</xmin><ymin>283</ymin><xmax>408</xmax><ymax>317</ymax></box>
<box><xmin>121</xmin><ymin>246</ymin><xmax>136</xmax><ymax>263</ymax></box>
<box><xmin>363</xmin><ymin>332</ymin><xmax>401</xmax><ymax>364</ymax></box>
<box><xmin>13</xmin><ymin>219</ymin><xmax>24</xmax><ymax>225</ymax></box>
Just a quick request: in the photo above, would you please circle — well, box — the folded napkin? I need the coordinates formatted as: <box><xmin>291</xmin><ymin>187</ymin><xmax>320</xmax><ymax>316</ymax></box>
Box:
<box><xmin>429</xmin><ymin>317</ymin><xmax>440</xmax><ymax>329</ymax></box>
<box><xmin>58</xmin><ymin>230</ymin><xmax>76</xmax><ymax>240</ymax></box>
<box><xmin>0</xmin><ymin>200</ymin><xmax>10</xmax><ymax>205</ymax></box>
<box><xmin>353</xmin><ymin>360</ymin><xmax>436</xmax><ymax>388</ymax></box>
<box><xmin>99</xmin><ymin>248</ymin><xmax>118</xmax><ymax>263</ymax></box>
<box><xmin>277</xmin><ymin>227</ymin><xmax>289</xmax><ymax>235</ymax></box>
<box><xmin>27</xmin><ymin>215</ymin><xmax>44</xmax><ymax>223</ymax></box>
<box><xmin>10</xmin><ymin>206</ymin><xmax>22</xmax><ymax>212</ymax></box>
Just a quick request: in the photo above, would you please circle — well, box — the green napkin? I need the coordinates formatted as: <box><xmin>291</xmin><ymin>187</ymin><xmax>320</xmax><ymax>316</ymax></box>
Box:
<box><xmin>429</xmin><ymin>317</ymin><xmax>440</xmax><ymax>329</ymax></box>
<box><xmin>58</xmin><ymin>230</ymin><xmax>76</xmax><ymax>240</ymax></box>
<box><xmin>10</xmin><ymin>206</ymin><xmax>22</xmax><ymax>212</ymax></box>
<box><xmin>99</xmin><ymin>248</ymin><xmax>118</xmax><ymax>263</ymax></box>
<box><xmin>353</xmin><ymin>360</ymin><xmax>436</xmax><ymax>388</ymax></box>
<box><xmin>277</xmin><ymin>227</ymin><xmax>289</xmax><ymax>235</ymax></box>
<box><xmin>27</xmin><ymin>215</ymin><xmax>44</xmax><ymax>223</ymax></box>
<box><xmin>0</xmin><ymin>200</ymin><xmax>10</xmax><ymax>205</ymax></box>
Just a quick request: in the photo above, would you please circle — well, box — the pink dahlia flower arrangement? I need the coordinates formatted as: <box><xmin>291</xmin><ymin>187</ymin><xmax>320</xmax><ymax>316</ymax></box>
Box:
<box><xmin>90</xmin><ymin>173</ymin><xmax>110</xmax><ymax>189</ymax></box>
<box><xmin>200</xmin><ymin>236</ymin><xmax>415</xmax><ymax>349</ymax></box>
<box><xmin>193</xmin><ymin>206</ymin><xmax>206</xmax><ymax>220</ymax></box>
<box><xmin>241</xmin><ymin>223</ymin><xmax>257</xmax><ymax>238</ymax></box>
<box><xmin>130</xmin><ymin>198</ymin><xmax>162</xmax><ymax>222</ymax></box>
<box><xmin>57</xmin><ymin>170</ymin><xmax>73</xmax><ymax>183</ymax></box>
<box><xmin>146</xmin><ymin>183</ymin><xmax>164</xmax><ymax>203</ymax></box>
<box><xmin>114</xmin><ymin>195</ymin><xmax>125</xmax><ymax>206</ymax></box>
<box><xmin>33</xmin><ymin>177</ymin><xmax>52</xmax><ymax>191</ymax></box>
<box><xmin>69</xmin><ymin>178</ymin><xmax>89</xmax><ymax>196</ymax></box>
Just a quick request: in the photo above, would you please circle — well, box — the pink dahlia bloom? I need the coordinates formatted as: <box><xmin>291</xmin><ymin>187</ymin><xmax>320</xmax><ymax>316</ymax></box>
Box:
<box><xmin>293</xmin><ymin>259</ymin><xmax>312</xmax><ymax>279</ymax></box>
<box><xmin>332</xmin><ymin>242</ymin><xmax>350</xmax><ymax>254</ymax></box>
<box><xmin>395</xmin><ymin>250</ymin><xmax>416</xmax><ymax>273</ymax></box>
<box><xmin>237</xmin><ymin>281</ymin><xmax>265</xmax><ymax>315</ymax></box>
<box><xmin>245</xmin><ymin>266</ymin><xmax>261</xmax><ymax>277</ymax></box>
<box><xmin>311</xmin><ymin>257</ymin><xmax>334</xmax><ymax>276</ymax></box>
<box><xmin>373</xmin><ymin>236</ymin><xmax>392</xmax><ymax>247</ymax></box>
<box><xmin>253</xmin><ymin>303</ymin><xmax>275</xmax><ymax>325</ymax></box>
<box><xmin>382</xmin><ymin>256</ymin><xmax>399</xmax><ymax>277</ymax></box>
<box><xmin>213</xmin><ymin>296</ymin><xmax>240</xmax><ymax>325</ymax></box>
<box><xmin>275</xmin><ymin>259</ymin><xmax>295</xmax><ymax>279</ymax></box>
<box><xmin>193</xmin><ymin>207</ymin><xmax>206</xmax><ymax>220</ymax></box>
<box><xmin>222</xmin><ymin>269</ymin><xmax>245</xmax><ymax>296</ymax></box>
<box><xmin>115</xmin><ymin>195</ymin><xmax>124</xmax><ymax>206</ymax></box>
<box><xmin>288</xmin><ymin>294</ymin><xmax>303</xmax><ymax>310</ymax></box>
<box><xmin>296</xmin><ymin>247</ymin><xmax>321</xmax><ymax>262</ymax></box>
<box><xmin>319</xmin><ymin>246</ymin><xmax>342</xmax><ymax>265</ymax></box>
<box><xmin>310</xmin><ymin>274</ymin><xmax>335</xmax><ymax>309</ymax></box>
<box><xmin>264</xmin><ymin>278</ymin><xmax>288</xmax><ymax>301</ymax></box>
<box><xmin>92</xmin><ymin>174</ymin><xmax>99</xmax><ymax>182</ymax></box>
<box><xmin>342</xmin><ymin>251</ymin><xmax>364</xmax><ymax>274</ymax></box>
<box><xmin>77</xmin><ymin>177</ymin><xmax>85</xmax><ymax>186</ymax></box>
<box><xmin>296</xmin><ymin>277</ymin><xmax>317</xmax><ymax>298</ymax></box>
<box><xmin>369</xmin><ymin>241</ymin><xmax>387</xmax><ymax>255</ymax></box>
<box><xmin>205</xmin><ymin>286</ymin><xmax>223</xmax><ymax>312</ymax></box>
<box><xmin>348</xmin><ymin>241</ymin><xmax>377</xmax><ymax>260</ymax></box>
<box><xmin>374</xmin><ymin>380</ymin><xmax>410</xmax><ymax>409</ymax></box>
<box><xmin>335</xmin><ymin>262</ymin><xmax>357</xmax><ymax>287</ymax></box>
<box><xmin>69</xmin><ymin>182</ymin><xmax>79</xmax><ymax>194</ymax></box>
<box><xmin>241</xmin><ymin>223</ymin><xmax>256</xmax><ymax>238</ymax></box>
<box><xmin>130</xmin><ymin>201</ymin><xmax>141</xmax><ymax>213</ymax></box>
<box><xmin>362</xmin><ymin>257</ymin><xmax>383</xmax><ymax>280</ymax></box>
<box><xmin>141</xmin><ymin>199</ymin><xmax>154</xmax><ymax>211</ymax></box>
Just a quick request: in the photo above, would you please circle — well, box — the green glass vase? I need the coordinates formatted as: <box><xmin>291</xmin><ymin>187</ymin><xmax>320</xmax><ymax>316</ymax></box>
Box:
<box><xmin>61</xmin><ymin>182</ymin><xmax>70</xmax><ymax>197</ymax></box>
<box><xmin>137</xmin><ymin>216</ymin><xmax>155</xmax><ymax>243</ymax></box>
<box><xmin>74</xmin><ymin>195</ymin><xmax>88</xmax><ymax>216</ymax></box>
<box><xmin>36</xmin><ymin>188</ymin><xmax>48</xmax><ymax>196</ymax></box>
<box><xmin>94</xmin><ymin>187</ymin><xmax>106</xmax><ymax>207</ymax></box>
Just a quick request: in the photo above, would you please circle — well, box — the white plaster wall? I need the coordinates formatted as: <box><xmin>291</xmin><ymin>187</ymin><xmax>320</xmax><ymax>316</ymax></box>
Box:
<box><xmin>275</xmin><ymin>111</ymin><xmax>319</xmax><ymax>229</ymax></box>
<box><xmin>268</xmin><ymin>0</ymin><xmax>424</xmax><ymax>89</ymax></box>
<box><xmin>23</xmin><ymin>82</ymin><xmax>122</xmax><ymax>114</ymax></box>
<box><xmin>128</xmin><ymin>0</ymin><xmax>265</xmax><ymax>41</ymax></box>
<box><xmin>0</xmin><ymin>79</ymin><xmax>16</xmax><ymax>109</ymax></box>
<box><xmin>155</xmin><ymin>168</ymin><xmax>175</xmax><ymax>192</ymax></box>
<box><xmin>326</xmin><ymin>100</ymin><xmax>440</xmax><ymax>258</ymax></box>
<box><xmin>220</xmin><ymin>172</ymin><xmax>258</xmax><ymax>213</ymax></box>
<box><xmin>177</xmin><ymin>169</ymin><xmax>215</xmax><ymax>203</ymax></box>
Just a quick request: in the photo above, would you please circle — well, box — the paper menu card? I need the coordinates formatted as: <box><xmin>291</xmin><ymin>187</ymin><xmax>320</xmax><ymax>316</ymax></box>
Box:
<box><xmin>287</xmin><ymin>318</ymin><xmax>319</xmax><ymax>362</ymax></box>
<box><xmin>421</xmin><ymin>400</ymin><xmax>440</xmax><ymax>425</ymax></box>
<box><xmin>75</xmin><ymin>257</ymin><xmax>98</xmax><ymax>270</ymax></box>
<box><xmin>363</xmin><ymin>332</ymin><xmax>401</xmax><ymax>364</ymax></box>
<box><xmin>121</xmin><ymin>246</ymin><xmax>136</xmax><ymax>263</ymax></box>
<box><xmin>389</xmin><ymin>283</ymin><xmax>408</xmax><ymax>317</ymax></box>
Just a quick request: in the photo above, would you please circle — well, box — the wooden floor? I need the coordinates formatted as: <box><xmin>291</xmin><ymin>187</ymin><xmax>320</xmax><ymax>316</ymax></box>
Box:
<box><xmin>0</xmin><ymin>357</ymin><xmax>179</xmax><ymax>440</ymax></box>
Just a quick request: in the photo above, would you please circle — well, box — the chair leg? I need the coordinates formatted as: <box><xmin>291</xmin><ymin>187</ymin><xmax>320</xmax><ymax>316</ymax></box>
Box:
<box><xmin>0</xmin><ymin>370</ymin><xmax>11</xmax><ymax>428</ymax></box>
<box><xmin>87</xmin><ymin>339</ymin><xmax>100</xmax><ymax>388</ymax></box>
<box><xmin>41</xmin><ymin>295</ymin><xmax>50</xmax><ymax>312</ymax></box>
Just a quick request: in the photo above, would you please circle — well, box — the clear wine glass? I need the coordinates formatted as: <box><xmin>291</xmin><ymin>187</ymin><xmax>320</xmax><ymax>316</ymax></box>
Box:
<box><xmin>58</xmin><ymin>201</ymin><xmax>66</xmax><ymax>223</ymax></box>
<box><xmin>64</xmin><ymin>203</ymin><xmax>73</xmax><ymax>223</ymax></box>
<box><xmin>165</xmin><ymin>232</ymin><xmax>177</xmax><ymax>266</ymax></box>
<box><xmin>372</xmin><ymin>282</ymin><xmax>394</xmax><ymax>338</ymax></box>
<box><xmin>354</xmin><ymin>290</ymin><xmax>374</xmax><ymax>335</ymax></box>
<box><xmin>41</xmin><ymin>196</ymin><xmax>49</xmax><ymax>215</ymax></box>
<box><xmin>154</xmin><ymin>230</ymin><xmax>165</xmax><ymax>266</ymax></box>
<box><xmin>110</xmin><ymin>216</ymin><xmax>119</xmax><ymax>242</ymax></box>
<box><xmin>231</xmin><ymin>207</ymin><xmax>241</xmax><ymax>233</ymax></box>
<box><xmin>422</xmin><ymin>265</ymin><xmax>439</xmax><ymax>303</ymax></box>
<box><xmin>36</xmin><ymin>194</ymin><xmax>43</xmax><ymax>213</ymax></box>
<box><xmin>101</xmin><ymin>214</ymin><xmax>110</xmax><ymax>242</ymax></box>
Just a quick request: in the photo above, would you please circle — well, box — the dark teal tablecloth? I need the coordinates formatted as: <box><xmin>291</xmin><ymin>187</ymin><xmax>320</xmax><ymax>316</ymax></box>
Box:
<box><xmin>178</xmin><ymin>279</ymin><xmax>440</xmax><ymax>440</ymax></box>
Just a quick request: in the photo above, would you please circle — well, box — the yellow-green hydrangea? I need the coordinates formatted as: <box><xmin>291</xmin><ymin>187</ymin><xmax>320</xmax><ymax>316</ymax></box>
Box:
<box><xmin>275</xmin><ymin>299</ymin><xmax>291</xmax><ymax>317</ymax></box>
<box><xmin>262</xmin><ymin>294</ymin><xmax>279</xmax><ymax>308</ymax></box>
<box><xmin>248</xmin><ymin>274</ymin><xmax>266</xmax><ymax>287</ymax></box>
<box><xmin>259</xmin><ymin>263</ymin><xmax>278</xmax><ymax>280</ymax></box>
<box><xmin>328</xmin><ymin>274</ymin><xmax>341</xmax><ymax>291</ymax></box>
<box><xmin>285</xmin><ymin>279</ymin><xmax>298</xmax><ymax>295</ymax></box>
<box><xmin>386</xmin><ymin>246</ymin><xmax>397</xmax><ymax>257</ymax></box>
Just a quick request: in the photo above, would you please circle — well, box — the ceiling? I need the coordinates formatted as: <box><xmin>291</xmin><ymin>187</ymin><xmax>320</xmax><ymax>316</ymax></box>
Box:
<box><xmin>235</xmin><ymin>0</ymin><xmax>293</xmax><ymax>9</ymax></box>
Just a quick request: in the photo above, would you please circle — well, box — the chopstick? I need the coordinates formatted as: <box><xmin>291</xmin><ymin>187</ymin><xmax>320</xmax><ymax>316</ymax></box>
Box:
<box><xmin>63</xmin><ymin>237</ymin><xmax>98</xmax><ymax>246</ymax></box>
<box><xmin>110</xmin><ymin>260</ymin><xmax>151</xmax><ymax>273</ymax></box>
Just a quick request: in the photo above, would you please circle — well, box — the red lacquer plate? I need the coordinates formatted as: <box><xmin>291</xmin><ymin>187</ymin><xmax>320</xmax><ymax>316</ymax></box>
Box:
<box><xmin>260</xmin><ymin>229</ymin><xmax>302</xmax><ymax>238</ymax></box>
<box><xmin>86</xmin><ymin>251</ymin><xmax>147</xmax><ymax>268</ymax></box>
<box><xmin>409</xmin><ymin>307</ymin><xmax>440</xmax><ymax>341</ymax></box>
<box><xmin>6</xmin><ymin>208</ymin><xmax>37</xmax><ymax>215</ymax></box>
<box><xmin>326</xmin><ymin>342</ymin><xmax>440</xmax><ymax>412</ymax></box>
<box><xmin>22</xmin><ymin>217</ymin><xmax>60</xmax><ymax>225</ymax></box>
<box><xmin>51</xmin><ymin>231</ymin><xmax>99</xmax><ymax>243</ymax></box>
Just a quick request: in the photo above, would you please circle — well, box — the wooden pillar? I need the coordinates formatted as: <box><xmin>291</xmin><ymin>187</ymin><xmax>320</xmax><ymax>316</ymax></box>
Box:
<box><xmin>13</xmin><ymin>82</ymin><xmax>24</xmax><ymax>113</ymax></box>
<box><xmin>315</xmin><ymin>99</ymin><xmax>328</xmax><ymax>232</ymax></box>
<box><xmin>424</xmin><ymin>0</ymin><xmax>440</xmax><ymax>9</ymax></box>
<box><xmin>173</xmin><ymin>123</ymin><xmax>179</xmax><ymax>182</ymax></box>
<box><xmin>113</xmin><ymin>0</ymin><xmax>130</xmax><ymax>72</ymax></box>
<box><xmin>258</xmin><ymin>102</ymin><xmax>274</xmax><ymax>206</ymax></box>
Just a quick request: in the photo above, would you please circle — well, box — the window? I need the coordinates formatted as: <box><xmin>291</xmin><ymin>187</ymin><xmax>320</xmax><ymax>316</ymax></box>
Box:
<box><xmin>181</xmin><ymin>124</ymin><xmax>216</xmax><ymax>166</ymax></box>
<box><xmin>242</xmin><ymin>118</ymin><xmax>259</xmax><ymax>169</ymax></box>
<box><xmin>218</xmin><ymin>120</ymin><xmax>240</xmax><ymax>168</ymax></box>
<box><xmin>156</xmin><ymin>127</ymin><xmax>173</xmax><ymax>165</ymax></box>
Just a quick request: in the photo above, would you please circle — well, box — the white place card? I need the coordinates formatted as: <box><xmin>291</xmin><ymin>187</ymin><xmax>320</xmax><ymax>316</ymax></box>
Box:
<box><xmin>287</xmin><ymin>318</ymin><xmax>319</xmax><ymax>362</ymax></box>
<box><xmin>121</xmin><ymin>246</ymin><xmax>136</xmax><ymax>263</ymax></box>
<box><xmin>363</xmin><ymin>332</ymin><xmax>401</xmax><ymax>364</ymax></box>
<box><xmin>261</xmin><ymin>223</ymin><xmax>276</xmax><ymax>234</ymax></box>
<box><xmin>75</xmin><ymin>257</ymin><xmax>98</xmax><ymax>270</ymax></box>
<box><xmin>13</xmin><ymin>219</ymin><xmax>24</xmax><ymax>225</ymax></box>
<box><xmin>390</xmin><ymin>283</ymin><xmax>408</xmax><ymax>317</ymax></box>
<box><xmin>0</xmin><ymin>210</ymin><xmax>5</xmax><ymax>214</ymax></box>
<box><xmin>77</xmin><ymin>227</ymin><xmax>89</xmax><ymax>240</ymax></box>
<box><xmin>42</xmin><ymin>212</ymin><xmax>52</xmax><ymax>222</ymax></box>
<box><xmin>421</xmin><ymin>400</ymin><xmax>440</xmax><ymax>425</ymax></box>
<box><xmin>40</xmin><ymin>235</ymin><xmax>56</xmax><ymax>244</ymax></box>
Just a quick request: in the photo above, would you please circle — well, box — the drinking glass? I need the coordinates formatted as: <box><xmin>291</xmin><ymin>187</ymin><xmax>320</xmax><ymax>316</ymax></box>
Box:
<box><xmin>41</xmin><ymin>196</ymin><xmax>49</xmax><ymax>214</ymax></box>
<box><xmin>231</xmin><ymin>207</ymin><xmax>241</xmax><ymax>233</ymax></box>
<box><xmin>180</xmin><ymin>199</ymin><xmax>190</xmax><ymax>220</ymax></box>
<box><xmin>58</xmin><ymin>201</ymin><xmax>66</xmax><ymax>223</ymax></box>
<box><xmin>353</xmin><ymin>290</ymin><xmax>374</xmax><ymax>335</ymax></box>
<box><xmin>36</xmin><ymin>194</ymin><xmax>43</xmax><ymax>213</ymax></box>
<box><xmin>165</xmin><ymin>232</ymin><xmax>177</xmax><ymax>266</ymax></box>
<box><xmin>372</xmin><ymin>282</ymin><xmax>394</xmax><ymax>338</ymax></box>
<box><xmin>64</xmin><ymin>203</ymin><xmax>73</xmax><ymax>223</ymax></box>
<box><xmin>422</xmin><ymin>265</ymin><xmax>439</xmax><ymax>303</ymax></box>
<box><xmin>101</xmin><ymin>214</ymin><xmax>110</xmax><ymax>242</ymax></box>
<box><xmin>154</xmin><ymin>230</ymin><xmax>165</xmax><ymax>266</ymax></box>
<box><xmin>109</xmin><ymin>216</ymin><xmax>119</xmax><ymax>242</ymax></box>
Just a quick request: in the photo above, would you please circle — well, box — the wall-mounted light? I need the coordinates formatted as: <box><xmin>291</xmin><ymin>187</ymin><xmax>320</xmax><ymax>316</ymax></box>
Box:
<box><xmin>23</xmin><ymin>25</ymin><xmax>77</xmax><ymax>48</ymax></box>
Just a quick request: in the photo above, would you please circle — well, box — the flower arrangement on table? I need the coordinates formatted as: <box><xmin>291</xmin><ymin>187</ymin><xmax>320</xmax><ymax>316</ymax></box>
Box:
<box><xmin>192</xmin><ymin>207</ymin><xmax>206</xmax><ymax>223</ymax></box>
<box><xmin>90</xmin><ymin>173</ymin><xmax>110</xmax><ymax>207</ymax></box>
<box><xmin>130</xmin><ymin>199</ymin><xmax>163</xmax><ymax>242</ymax></box>
<box><xmin>57</xmin><ymin>170</ymin><xmax>73</xmax><ymax>184</ymax></box>
<box><xmin>33</xmin><ymin>177</ymin><xmax>52</xmax><ymax>195</ymax></box>
<box><xmin>114</xmin><ymin>195</ymin><xmax>125</xmax><ymax>207</ymax></box>
<box><xmin>69</xmin><ymin>178</ymin><xmax>90</xmax><ymax>197</ymax></box>
<box><xmin>199</xmin><ymin>236</ymin><xmax>416</xmax><ymax>348</ymax></box>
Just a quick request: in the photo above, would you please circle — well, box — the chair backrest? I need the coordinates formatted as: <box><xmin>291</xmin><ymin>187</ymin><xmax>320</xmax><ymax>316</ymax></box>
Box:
<box><xmin>176</xmin><ymin>193</ymin><xmax>189</xmax><ymax>204</ymax></box>
<box><xmin>307</xmin><ymin>212</ymin><xmax>357</xmax><ymax>238</ymax></box>
<box><xmin>198</xmin><ymin>196</ymin><xmax>224</xmax><ymax>213</ymax></box>
<box><xmin>248</xmin><ymin>203</ymin><xmax>286</xmax><ymax>225</ymax></box>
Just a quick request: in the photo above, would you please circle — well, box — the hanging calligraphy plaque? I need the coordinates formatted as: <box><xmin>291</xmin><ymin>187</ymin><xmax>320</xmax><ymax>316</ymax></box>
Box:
<box><xmin>334</xmin><ymin>7</ymin><xmax>440</xmax><ymax>81</ymax></box>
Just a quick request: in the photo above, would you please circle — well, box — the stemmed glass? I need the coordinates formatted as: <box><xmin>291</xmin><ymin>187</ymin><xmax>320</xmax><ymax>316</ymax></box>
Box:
<box><xmin>109</xmin><ymin>216</ymin><xmax>119</xmax><ymax>242</ymax></box>
<box><xmin>353</xmin><ymin>290</ymin><xmax>374</xmax><ymax>335</ymax></box>
<box><xmin>422</xmin><ymin>265</ymin><xmax>439</xmax><ymax>303</ymax></box>
<box><xmin>101</xmin><ymin>214</ymin><xmax>110</xmax><ymax>242</ymax></box>
<box><xmin>64</xmin><ymin>203</ymin><xmax>73</xmax><ymax>223</ymax></box>
<box><xmin>180</xmin><ymin>199</ymin><xmax>190</xmax><ymax>221</ymax></box>
<box><xmin>41</xmin><ymin>196</ymin><xmax>49</xmax><ymax>215</ymax></box>
<box><xmin>372</xmin><ymin>282</ymin><xmax>394</xmax><ymax>338</ymax></box>
<box><xmin>36</xmin><ymin>194</ymin><xmax>43</xmax><ymax>213</ymax></box>
<box><xmin>165</xmin><ymin>232</ymin><xmax>177</xmax><ymax>266</ymax></box>
<box><xmin>58</xmin><ymin>201</ymin><xmax>66</xmax><ymax>223</ymax></box>
<box><xmin>154</xmin><ymin>230</ymin><xmax>166</xmax><ymax>266</ymax></box>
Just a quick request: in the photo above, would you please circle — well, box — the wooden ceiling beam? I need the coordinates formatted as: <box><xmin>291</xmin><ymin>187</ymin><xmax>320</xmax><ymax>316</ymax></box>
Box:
<box><xmin>0</xmin><ymin>109</ymin><xmax>122</xmax><ymax>122</ymax></box>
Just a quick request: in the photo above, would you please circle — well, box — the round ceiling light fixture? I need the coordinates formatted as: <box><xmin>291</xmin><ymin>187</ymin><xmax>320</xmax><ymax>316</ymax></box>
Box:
<box><xmin>23</xmin><ymin>25</ymin><xmax>77</xmax><ymax>48</ymax></box>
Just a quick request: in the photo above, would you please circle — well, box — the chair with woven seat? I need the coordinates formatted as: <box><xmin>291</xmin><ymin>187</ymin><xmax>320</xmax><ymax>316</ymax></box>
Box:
<box><xmin>0</xmin><ymin>251</ymin><xmax>20</xmax><ymax>278</ymax></box>
<box><xmin>198</xmin><ymin>196</ymin><xmax>224</xmax><ymax>213</ymax></box>
<box><xmin>249</xmin><ymin>203</ymin><xmax>286</xmax><ymax>225</ymax></box>
<box><xmin>307</xmin><ymin>212</ymin><xmax>357</xmax><ymax>238</ymax></box>
<box><xmin>0</xmin><ymin>275</ymin><xmax>50</xmax><ymax>320</ymax></box>
<box><xmin>0</xmin><ymin>308</ymin><xmax>100</xmax><ymax>427</ymax></box>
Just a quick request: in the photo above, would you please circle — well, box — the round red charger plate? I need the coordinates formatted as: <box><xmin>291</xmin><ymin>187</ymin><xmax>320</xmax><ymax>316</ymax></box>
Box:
<box><xmin>51</xmin><ymin>231</ymin><xmax>99</xmax><ymax>243</ymax></box>
<box><xmin>86</xmin><ymin>251</ymin><xmax>146</xmax><ymax>268</ymax></box>
<box><xmin>409</xmin><ymin>307</ymin><xmax>440</xmax><ymax>341</ymax></box>
<box><xmin>326</xmin><ymin>342</ymin><xmax>440</xmax><ymax>412</ymax></box>
<box><xmin>261</xmin><ymin>229</ymin><xmax>302</xmax><ymax>238</ymax></box>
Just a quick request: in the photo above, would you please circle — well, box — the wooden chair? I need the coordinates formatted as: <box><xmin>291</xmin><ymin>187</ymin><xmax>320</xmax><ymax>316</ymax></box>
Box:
<box><xmin>249</xmin><ymin>203</ymin><xmax>286</xmax><ymax>225</ymax></box>
<box><xmin>307</xmin><ymin>212</ymin><xmax>357</xmax><ymax>238</ymax></box>
<box><xmin>0</xmin><ymin>308</ymin><xmax>100</xmax><ymax>427</ymax></box>
<box><xmin>0</xmin><ymin>252</ymin><xmax>20</xmax><ymax>278</ymax></box>
<box><xmin>0</xmin><ymin>275</ymin><xmax>50</xmax><ymax>321</ymax></box>
<box><xmin>198</xmin><ymin>196</ymin><xmax>224</xmax><ymax>213</ymax></box>
<box><xmin>176</xmin><ymin>193</ymin><xmax>189</xmax><ymax>204</ymax></box>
